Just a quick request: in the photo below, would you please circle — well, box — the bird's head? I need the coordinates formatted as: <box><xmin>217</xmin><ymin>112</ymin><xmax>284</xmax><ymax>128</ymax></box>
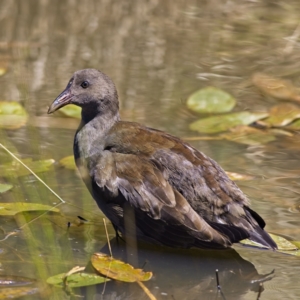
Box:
<box><xmin>48</xmin><ymin>69</ymin><xmax>119</xmax><ymax>121</ymax></box>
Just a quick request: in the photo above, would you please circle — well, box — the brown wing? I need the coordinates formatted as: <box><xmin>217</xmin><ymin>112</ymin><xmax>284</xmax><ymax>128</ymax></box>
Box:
<box><xmin>91</xmin><ymin>150</ymin><xmax>233</xmax><ymax>248</ymax></box>
<box><xmin>91</xmin><ymin>121</ymin><xmax>276</xmax><ymax>248</ymax></box>
<box><xmin>105</xmin><ymin>122</ymin><xmax>251</xmax><ymax>223</ymax></box>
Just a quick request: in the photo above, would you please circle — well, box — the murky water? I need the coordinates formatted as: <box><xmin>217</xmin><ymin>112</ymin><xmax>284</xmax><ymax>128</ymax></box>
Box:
<box><xmin>0</xmin><ymin>1</ymin><xmax>300</xmax><ymax>299</ymax></box>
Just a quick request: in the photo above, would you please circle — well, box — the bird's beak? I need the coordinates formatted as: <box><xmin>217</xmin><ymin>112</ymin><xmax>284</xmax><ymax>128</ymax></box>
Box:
<box><xmin>48</xmin><ymin>88</ymin><xmax>73</xmax><ymax>114</ymax></box>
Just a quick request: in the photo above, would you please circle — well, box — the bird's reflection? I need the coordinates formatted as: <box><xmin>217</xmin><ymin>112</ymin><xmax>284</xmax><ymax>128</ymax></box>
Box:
<box><xmin>78</xmin><ymin>238</ymin><xmax>274</xmax><ymax>300</ymax></box>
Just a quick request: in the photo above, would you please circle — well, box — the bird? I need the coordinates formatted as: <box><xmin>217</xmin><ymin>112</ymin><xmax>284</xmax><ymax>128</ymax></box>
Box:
<box><xmin>48</xmin><ymin>69</ymin><xmax>277</xmax><ymax>250</ymax></box>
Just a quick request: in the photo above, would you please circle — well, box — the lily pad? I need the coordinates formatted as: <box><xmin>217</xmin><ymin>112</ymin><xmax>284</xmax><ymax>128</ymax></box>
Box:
<box><xmin>240</xmin><ymin>233</ymin><xmax>300</xmax><ymax>256</ymax></box>
<box><xmin>0</xmin><ymin>202</ymin><xmax>59</xmax><ymax>216</ymax></box>
<box><xmin>220</xmin><ymin>126</ymin><xmax>276</xmax><ymax>145</ymax></box>
<box><xmin>284</xmin><ymin>118</ymin><xmax>300</xmax><ymax>130</ymax></box>
<box><xmin>189</xmin><ymin>112</ymin><xmax>269</xmax><ymax>134</ymax></box>
<box><xmin>59</xmin><ymin>156</ymin><xmax>76</xmax><ymax>170</ymax></box>
<box><xmin>0</xmin><ymin>183</ymin><xmax>13</xmax><ymax>193</ymax></box>
<box><xmin>91</xmin><ymin>253</ymin><xmax>152</xmax><ymax>282</ymax></box>
<box><xmin>263</xmin><ymin>103</ymin><xmax>300</xmax><ymax>127</ymax></box>
<box><xmin>252</xmin><ymin>73</ymin><xmax>300</xmax><ymax>102</ymax></box>
<box><xmin>0</xmin><ymin>158</ymin><xmax>54</xmax><ymax>177</ymax></box>
<box><xmin>269</xmin><ymin>233</ymin><xmax>298</xmax><ymax>251</ymax></box>
<box><xmin>59</xmin><ymin>104</ymin><xmax>81</xmax><ymax>119</ymax></box>
<box><xmin>291</xmin><ymin>241</ymin><xmax>300</xmax><ymax>248</ymax></box>
<box><xmin>187</xmin><ymin>86</ymin><xmax>236</xmax><ymax>113</ymax></box>
<box><xmin>0</xmin><ymin>101</ymin><xmax>28</xmax><ymax>129</ymax></box>
<box><xmin>47</xmin><ymin>272</ymin><xmax>108</xmax><ymax>288</ymax></box>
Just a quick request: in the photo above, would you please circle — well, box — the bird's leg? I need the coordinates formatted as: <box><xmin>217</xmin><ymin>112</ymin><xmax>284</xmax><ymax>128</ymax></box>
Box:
<box><xmin>112</xmin><ymin>224</ymin><xmax>125</xmax><ymax>243</ymax></box>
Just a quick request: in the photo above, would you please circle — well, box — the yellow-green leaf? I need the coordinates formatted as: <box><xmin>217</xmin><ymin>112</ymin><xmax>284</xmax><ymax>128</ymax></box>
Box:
<box><xmin>59</xmin><ymin>156</ymin><xmax>76</xmax><ymax>170</ymax></box>
<box><xmin>284</xmin><ymin>118</ymin><xmax>300</xmax><ymax>130</ymax></box>
<box><xmin>263</xmin><ymin>103</ymin><xmax>300</xmax><ymax>127</ymax></box>
<box><xmin>0</xmin><ymin>158</ymin><xmax>54</xmax><ymax>177</ymax></box>
<box><xmin>291</xmin><ymin>241</ymin><xmax>300</xmax><ymax>248</ymax></box>
<box><xmin>240</xmin><ymin>233</ymin><xmax>299</xmax><ymax>255</ymax></box>
<box><xmin>220</xmin><ymin>126</ymin><xmax>276</xmax><ymax>145</ymax></box>
<box><xmin>47</xmin><ymin>272</ymin><xmax>109</xmax><ymax>288</ymax></box>
<box><xmin>91</xmin><ymin>253</ymin><xmax>152</xmax><ymax>282</ymax></box>
<box><xmin>0</xmin><ymin>202</ymin><xmax>59</xmax><ymax>216</ymax></box>
<box><xmin>187</xmin><ymin>86</ymin><xmax>236</xmax><ymax>113</ymax></box>
<box><xmin>189</xmin><ymin>112</ymin><xmax>269</xmax><ymax>134</ymax></box>
<box><xmin>269</xmin><ymin>233</ymin><xmax>298</xmax><ymax>251</ymax></box>
<box><xmin>0</xmin><ymin>183</ymin><xmax>13</xmax><ymax>193</ymax></box>
<box><xmin>0</xmin><ymin>101</ymin><xmax>28</xmax><ymax>129</ymax></box>
<box><xmin>59</xmin><ymin>104</ymin><xmax>81</xmax><ymax>119</ymax></box>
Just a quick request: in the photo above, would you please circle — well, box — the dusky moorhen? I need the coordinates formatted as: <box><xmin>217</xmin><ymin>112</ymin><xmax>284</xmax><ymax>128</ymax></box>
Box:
<box><xmin>48</xmin><ymin>69</ymin><xmax>277</xmax><ymax>249</ymax></box>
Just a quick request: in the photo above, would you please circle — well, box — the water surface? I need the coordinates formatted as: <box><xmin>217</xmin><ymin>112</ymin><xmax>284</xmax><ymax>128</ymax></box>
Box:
<box><xmin>0</xmin><ymin>1</ymin><xmax>300</xmax><ymax>299</ymax></box>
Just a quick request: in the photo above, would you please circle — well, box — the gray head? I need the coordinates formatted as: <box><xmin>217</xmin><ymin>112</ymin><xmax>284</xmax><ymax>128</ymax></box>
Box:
<box><xmin>48</xmin><ymin>69</ymin><xmax>119</xmax><ymax>122</ymax></box>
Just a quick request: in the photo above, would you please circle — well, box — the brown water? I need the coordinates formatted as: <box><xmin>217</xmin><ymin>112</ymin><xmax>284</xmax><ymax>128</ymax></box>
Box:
<box><xmin>0</xmin><ymin>1</ymin><xmax>300</xmax><ymax>299</ymax></box>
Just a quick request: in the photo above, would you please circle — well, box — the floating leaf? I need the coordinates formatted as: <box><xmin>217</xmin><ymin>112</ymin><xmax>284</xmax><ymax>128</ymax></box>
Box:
<box><xmin>263</xmin><ymin>103</ymin><xmax>300</xmax><ymax>127</ymax></box>
<box><xmin>0</xmin><ymin>183</ymin><xmax>13</xmax><ymax>193</ymax></box>
<box><xmin>225</xmin><ymin>171</ymin><xmax>254</xmax><ymax>181</ymax></box>
<box><xmin>47</xmin><ymin>272</ymin><xmax>108</xmax><ymax>288</ymax></box>
<box><xmin>240</xmin><ymin>233</ymin><xmax>299</xmax><ymax>256</ymax></box>
<box><xmin>220</xmin><ymin>126</ymin><xmax>276</xmax><ymax>145</ymax></box>
<box><xmin>269</xmin><ymin>233</ymin><xmax>298</xmax><ymax>251</ymax></box>
<box><xmin>187</xmin><ymin>86</ymin><xmax>236</xmax><ymax>113</ymax></box>
<box><xmin>0</xmin><ymin>202</ymin><xmax>59</xmax><ymax>216</ymax></box>
<box><xmin>252</xmin><ymin>73</ymin><xmax>300</xmax><ymax>102</ymax></box>
<box><xmin>284</xmin><ymin>118</ymin><xmax>300</xmax><ymax>130</ymax></box>
<box><xmin>291</xmin><ymin>241</ymin><xmax>300</xmax><ymax>248</ymax></box>
<box><xmin>91</xmin><ymin>253</ymin><xmax>152</xmax><ymax>282</ymax></box>
<box><xmin>189</xmin><ymin>112</ymin><xmax>269</xmax><ymax>134</ymax></box>
<box><xmin>239</xmin><ymin>238</ymin><xmax>269</xmax><ymax>249</ymax></box>
<box><xmin>0</xmin><ymin>158</ymin><xmax>54</xmax><ymax>177</ymax></box>
<box><xmin>0</xmin><ymin>101</ymin><xmax>28</xmax><ymax>129</ymax></box>
<box><xmin>59</xmin><ymin>156</ymin><xmax>76</xmax><ymax>170</ymax></box>
<box><xmin>59</xmin><ymin>104</ymin><xmax>81</xmax><ymax>119</ymax></box>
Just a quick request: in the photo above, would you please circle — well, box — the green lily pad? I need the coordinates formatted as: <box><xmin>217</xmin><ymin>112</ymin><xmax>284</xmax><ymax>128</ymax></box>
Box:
<box><xmin>0</xmin><ymin>101</ymin><xmax>28</xmax><ymax>129</ymax></box>
<box><xmin>263</xmin><ymin>103</ymin><xmax>300</xmax><ymax>127</ymax></box>
<box><xmin>189</xmin><ymin>112</ymin><xmax>269</xmax><ymax>134</ymax></box>
<box><xmin>59</xmin><ymin>104</ymin><xmax>81</xmax><ymax>119</ymax></box>
<box><xmin>91</xmin><ymin>253</ymin><xmax>152</xmax><ymax>282</ymax></box>
<box><xmin>0</xmin><ymin>158</ymin><xmax>54</xmax><ymax>177</ymax></box>
<box><xmin>220</xmin><ymin>126</ymin><xmax>276</xmax><ymax>145</ymax></box>
<box><xmin>187</xmin><ymin>86</ymin><xmax>236</xmax><ymax>114</ymax></box>
<box><xmin>0</xmin><ymin>183</ymin><xmax>13</xmax><ymax>193</ymax></box>
<box><xmin>59</xmin><ymin>156</ymin><xmax>76</xmax><ymax>170</ymax></box>
<box><xmin>47</xmin><ymin>272</ymin><xmax>108</xmax><ymax>288</ymax></box>
<box><xmin>0</xmin><ymin>202</ymin><xmax>59</xmax><ymax>216</ymax></box>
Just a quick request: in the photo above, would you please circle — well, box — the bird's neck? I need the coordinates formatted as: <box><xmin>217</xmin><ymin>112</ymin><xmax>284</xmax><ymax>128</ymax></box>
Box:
<box><xmin>74</xmin><ymin>111</ymin><xmax>120</xmax><ymax>161</ymax></box>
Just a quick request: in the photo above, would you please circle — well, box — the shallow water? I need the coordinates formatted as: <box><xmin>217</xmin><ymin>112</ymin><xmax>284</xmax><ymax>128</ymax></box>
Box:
<box><xmin>0</xmin><ymin>1</ymin><xmax>300</xmax><ymax>299</ymax></box>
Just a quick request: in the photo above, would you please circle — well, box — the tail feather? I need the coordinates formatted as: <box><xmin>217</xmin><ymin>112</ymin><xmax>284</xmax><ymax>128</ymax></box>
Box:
<box><xmin>249</xmin><ymin>226</ymin><xmax>277</xmax><ymax>249</ymax></box>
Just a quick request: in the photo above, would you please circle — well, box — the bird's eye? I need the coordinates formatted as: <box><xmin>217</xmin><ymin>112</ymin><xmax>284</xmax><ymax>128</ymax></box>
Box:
<box><xmin>81</xmin><ymin>81</ymin><xmax>89</xmax><ymax>89</ymax></box>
